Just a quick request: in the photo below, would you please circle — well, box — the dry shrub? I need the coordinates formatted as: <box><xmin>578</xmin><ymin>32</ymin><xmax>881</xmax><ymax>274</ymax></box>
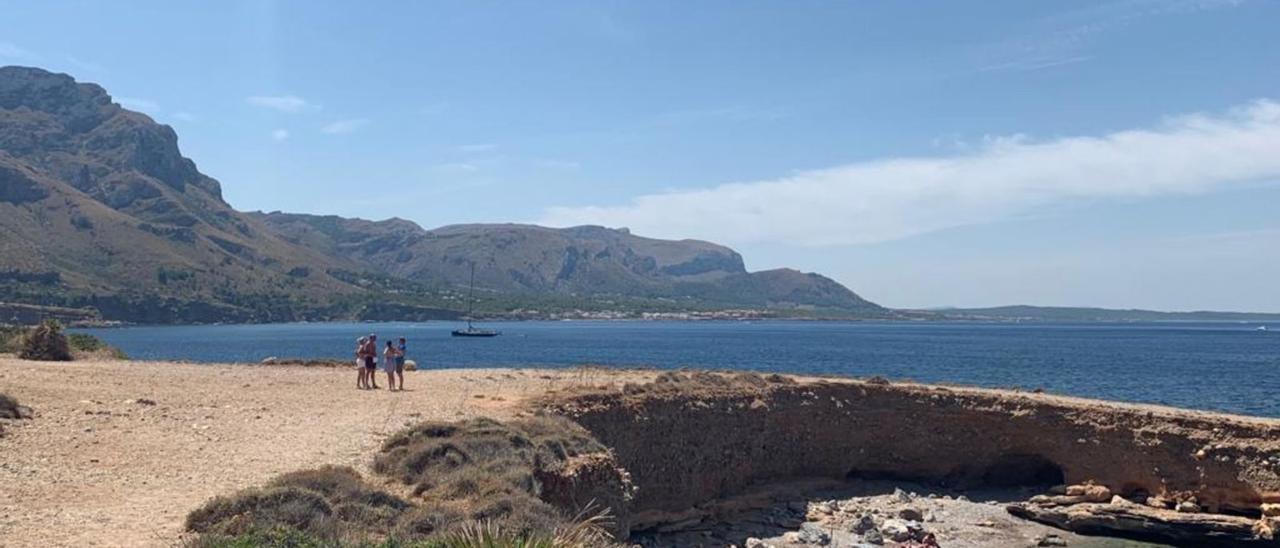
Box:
<box><xmin>1</xmin><ymin>393</ymin><xmax>31</xmax><ymax>419</ymax></box>
<box><xmin>186</xmin><ymin>486</ymin><xmax>335</xmax><ymax>536</ymax></box>
<box><xmin>18</xmin><ymin>319</ymin><xmax>72</xmax><ymax>361</ymax></box>
<box><xmin>395</xmin><ymin>500</ymin><xmax>467</xmax><ymax>538</ymax></box>
<box><xmin>373</xmin><ymin>416</ymin><xmax>606</xmax><ymax>538</ymax></box>
<box><xmin>185</xmin><ymin>466</ymin><xmax>410</xmax><ymax>541</ymax></box>
<box><xmin>186</xmin><ymin>419</ymin><xmax>621</xmax><ymax>546</ymax></box>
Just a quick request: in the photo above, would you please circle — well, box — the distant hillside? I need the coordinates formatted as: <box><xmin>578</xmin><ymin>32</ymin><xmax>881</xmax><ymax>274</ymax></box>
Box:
<box><xmin>928</xmin><ymin>305</ymin><xmax>1280</xmax><ymax>322</ymax></box>
<box><xmin>251</xmin><ymin>213</ymin><xmax>885</xmax><ymax>314</ymax></box>
<box><xmin>0</xmin><ymin>66</ymin><xmax>886</xmax><ymax>323</ymax></box>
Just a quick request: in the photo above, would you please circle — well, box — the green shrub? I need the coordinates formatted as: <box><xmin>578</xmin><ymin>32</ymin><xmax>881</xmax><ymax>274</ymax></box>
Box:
<box><xmin>18</xmin><ymin>319</ymin><xmax>72</xmax><ymax>361</ymax></box>
<box><xmin>66</xmin><ymin>332</ymin><xmax>128</xmax><ymax>359</ymax></box>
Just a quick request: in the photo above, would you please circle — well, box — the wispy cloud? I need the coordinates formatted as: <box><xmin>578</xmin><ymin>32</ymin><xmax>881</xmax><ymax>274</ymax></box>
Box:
<box><xmin>271</xmin><ymin>129</ymin><xmax>290</xmax><ymax>142</ymax></box>
<box><xmin>0</xmin><ymin>42</ymin><xmax>34</xmax><ymax>59</ymax></box>
<box><xmin>172</xmin><ymin>111</ymin><xmax>196</xmax><ymax>122</ymax></box>
<box><xmin>431</xmin><ymin>162</ymin><xmax>479</xmax><ymax>173</ymax></box>
<box><xmin>534</xmin><ymin>159</ymin><xmax>581</xmax><ymax>170</ymax></box>
<box><xmin>246</xmin><ymin>95</ymin><xmax>315</xmax><ymax>113</ymax></box>
<box><xmin>321</xmin><ymin>118</ymin><xmax>369</xmax><ymax>134</ymax></box>
<box><xmin>63</xmin><ymin>55</ymin><xmax>105</xmax><ymax>73</ymax></box>
<box><xmin>117</xmin><ymin>97</ymin><xmax>160</xmax><ymax>113</ymax></box>
<box><xmin>655</xmin><ymin>105</ymin><xmax>786</xmax><ymax>125</ymax></box>
<box><xmin>973</xmin><ymin>0</ymin><xmax>1246</xmax><ymax>72</ymax></box>
<box><xmin>455</xmin><ymin>143</ymin><xmax>497</xmax><ymax>153</ymax></box>
<box><xmin>977</xmin><ymin>55</ymin><xmax>1093</xmax><ymax>73</ymax></box>
<box><xmin>542</xmin><ymin>100</ymin><xmax>1280</xmax><ymax>247</ymax></box>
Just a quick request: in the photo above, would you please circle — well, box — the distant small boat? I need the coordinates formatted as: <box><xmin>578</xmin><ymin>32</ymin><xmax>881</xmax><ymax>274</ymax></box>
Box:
<box><xmin>452</xmin><ymin>322</ymin><xmax>500</xmax><ymax>337</ymax></box>
<box><xmin>1258</xmin><ymin>325</ymin><xmax>1270</xmax><ymax>332</ymax></box>
<box><xmin>452</xmin><ymin>263</ymin><xmax>500</xmax><ymax>338</ymax></box>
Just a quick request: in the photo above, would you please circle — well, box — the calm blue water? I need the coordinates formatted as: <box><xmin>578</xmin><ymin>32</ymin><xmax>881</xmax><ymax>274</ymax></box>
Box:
<box><xmin>74</xmin><ymin>321</ymin><xmax>1280</xmax><ymax>417</ymax></box>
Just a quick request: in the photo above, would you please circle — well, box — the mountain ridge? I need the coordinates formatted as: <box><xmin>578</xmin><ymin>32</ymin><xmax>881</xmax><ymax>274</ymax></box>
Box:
<box><xmin>924</xmin><ymin>305</ymin><xmax>1280</xmax><ymax>322</ymax></box>
<box><xmin>0</xmin><ymin>66</ymin><xmax>887</xmax><ymax>323</ymax></box>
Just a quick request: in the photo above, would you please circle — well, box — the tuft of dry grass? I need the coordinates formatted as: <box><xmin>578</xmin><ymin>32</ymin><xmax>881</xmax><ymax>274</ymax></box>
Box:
<box><xmin>185</xmin><ymin>466</ymin><xmax>412</xmax><ymax>541</ymax></box>
<box><xmin>372</xmin><ymin>416</ymin><xmax>606</xmax><ymax>538</ymax></box>
<box><xmin>18</xmin><ymin>319</ymin><xmax>72</xmax><ymax>361</ymax></box>
<box><xmin>185</xmin><ymin>419</ymin><xmax>621</xmax><ymax>546</ymax></box>
<box><xmin>0</xmin><ymin>392</ymin><xmax>31</xmax><ymax>420</ymax></box>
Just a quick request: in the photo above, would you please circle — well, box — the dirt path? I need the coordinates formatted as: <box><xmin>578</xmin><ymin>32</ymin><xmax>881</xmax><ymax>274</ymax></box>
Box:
<box><xmin>0</xmin><ymin>357</ymin><xmax>633</xmax><ymax>547</ymax></box>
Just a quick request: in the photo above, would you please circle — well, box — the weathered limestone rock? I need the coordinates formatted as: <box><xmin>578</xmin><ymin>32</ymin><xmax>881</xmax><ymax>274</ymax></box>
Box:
<box><xmin>1009</xmin><ymin>501</ymin><xmax>1276</xmax><ymax>547</ymax></box>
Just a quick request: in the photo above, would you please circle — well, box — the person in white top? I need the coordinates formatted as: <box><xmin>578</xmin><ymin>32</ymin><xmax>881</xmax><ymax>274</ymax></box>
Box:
<box><xmin>354</xmin><ymin>336</ymin><xmax>369</xmax><ymax>389</ymax></box>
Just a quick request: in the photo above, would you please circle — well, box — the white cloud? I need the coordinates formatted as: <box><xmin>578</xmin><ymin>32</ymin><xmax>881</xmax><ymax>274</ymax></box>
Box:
<box><xmin>271</xmin><ymin>129</ymin><xmax>290</xmax><ymax>142</ymax></box>
<box><xmin>246</xmin><ymin>95</ymin><xmax>314</xmax><ymax>113</ymax></box>
<box><xmin>117</xmin><ymin>97</ymin><xmax>160</xmax><ymax>112</ymax></box>
<box><xmin>321</xmin><ymin>118</ymin><xmax>370</xmax><ymax>134</ymax></box>
<box><xmin>456</xmin><ymin>143</ymin><xmax>497</xmax><ymax>153</ymax></box>
<box><xmin>541</xmin><ymin>100</ymin><xmax>1280</xmax><ymax>247</ymax></box>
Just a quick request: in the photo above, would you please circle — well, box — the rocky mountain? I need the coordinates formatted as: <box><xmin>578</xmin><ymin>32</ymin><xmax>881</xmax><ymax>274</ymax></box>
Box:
<box><xmin>250</xmin><ymin>214</ymin><xmax>880</xmax><ymax>312</ymax></box>
<box><xmin>0</xmin><ymin>66</ymin><xmax>885</xmax><ymax>322</ymax></box>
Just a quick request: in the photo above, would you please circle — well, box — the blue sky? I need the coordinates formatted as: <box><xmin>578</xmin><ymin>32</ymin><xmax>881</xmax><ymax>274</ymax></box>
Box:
<box><xmin>3</xmin><ymin>0</ymin><xmax>1279</xmax><ymax>310</ymax></box>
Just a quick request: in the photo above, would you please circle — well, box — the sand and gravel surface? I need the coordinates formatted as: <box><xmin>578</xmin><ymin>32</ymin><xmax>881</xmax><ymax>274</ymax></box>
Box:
<box><xmin>0</xmin><ymin>357</ymin><xmax>641</xmax><ymax>547</ymax></box>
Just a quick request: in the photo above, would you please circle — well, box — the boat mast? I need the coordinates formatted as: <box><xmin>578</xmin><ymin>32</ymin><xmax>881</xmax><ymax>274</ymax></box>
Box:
<box><xmin>466</xmin><ymin>262</ymin><xmax>476</xmax><ymax>329</ymax></box>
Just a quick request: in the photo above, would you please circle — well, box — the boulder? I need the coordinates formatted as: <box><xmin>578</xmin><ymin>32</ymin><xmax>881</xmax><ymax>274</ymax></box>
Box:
<box><xmin>798</xmin><ymin>522</ymin><xmax>831</xmax><ymax>545</ymax></box>
<box><xmin>879</xmin><ymin>519</ymin><xmax>915</xmax><ymax>542</ymax></box>
<box><xmin>404</xmin><ymin>359</ymin><xmax>417</xmax><ymax>371</ymax></box>
<box><xmin>1065</xmin><ymin>483</ymin><xmax>1111</xmax><ymax>502</ymax></box>
<box><xmin>849</xmin><ymin>513</ymin><xmax>877</xmax><ymax>534</ymax></box>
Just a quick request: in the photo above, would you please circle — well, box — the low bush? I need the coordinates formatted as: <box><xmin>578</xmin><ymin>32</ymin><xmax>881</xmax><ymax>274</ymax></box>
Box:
<box><xmin>373</xmin><ymin>416</ymin><xmax>606</xmax><ymax>535</ymax></box>
<box><xmin>187</xmin><ymin>466</ymin><xmax>412</xmax><ymax>541</ymax></box>
<box><xmin>186</xmin><ymin>418</ymin><xmax>619</xmax><ymax>547</ymax></box>
<box><xmin>18</xmin><ymin>319</ymin><xmax>72</xmax><ymax>361</ymax></box>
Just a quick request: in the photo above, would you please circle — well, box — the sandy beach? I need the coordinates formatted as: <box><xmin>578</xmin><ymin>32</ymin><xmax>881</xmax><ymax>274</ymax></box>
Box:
<box><xmin>0</xmin><ymin>357</ymin><xmax>642</xmax><ymax>547</ymax></box>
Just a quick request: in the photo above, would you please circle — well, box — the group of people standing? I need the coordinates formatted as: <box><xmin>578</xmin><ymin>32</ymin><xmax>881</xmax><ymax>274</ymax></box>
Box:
<box><xmin>355</xmin><ymin>334</ymin><xmax>407</xmax><ymax>391</ymax></box>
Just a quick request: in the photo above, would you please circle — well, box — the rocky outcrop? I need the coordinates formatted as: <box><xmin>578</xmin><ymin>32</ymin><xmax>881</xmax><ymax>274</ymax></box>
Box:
<box><xmin>1009</xmin><ymin>499</ymin><xmax>1272</xmax><ymax>546</ymax></box>
<box><xmin>539</xmin><ymin>372</ymin><xmax>1280</xmax><ymax>544</ymax></box>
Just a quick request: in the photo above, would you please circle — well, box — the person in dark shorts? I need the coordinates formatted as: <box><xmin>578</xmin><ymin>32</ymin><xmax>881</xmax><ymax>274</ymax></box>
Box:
<box><xmin>362</xmin><ymin>334</ymin><xmax>379</xmax><ymax>389</ymax></box>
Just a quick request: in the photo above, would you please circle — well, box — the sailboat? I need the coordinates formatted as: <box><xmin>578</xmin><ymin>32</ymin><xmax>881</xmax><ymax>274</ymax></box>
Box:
<box><xmin>452</xmin><ymin>264</ymin><xmax>500</xmax><ymax>337</ymax></box>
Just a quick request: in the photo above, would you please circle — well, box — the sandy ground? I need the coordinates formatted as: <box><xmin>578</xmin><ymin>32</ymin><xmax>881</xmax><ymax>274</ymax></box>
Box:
<box><xmin>0</xmin><ymin>357</ymin><xmax>640</xmax><ymax>548</ymax></box>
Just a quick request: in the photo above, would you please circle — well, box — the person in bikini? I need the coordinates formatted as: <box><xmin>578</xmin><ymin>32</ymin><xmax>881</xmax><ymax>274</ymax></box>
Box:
<box><xmin>383</xmin><ymin>340</ymin><xmax>399</xmax><ymax>391</ymax></box>
<box><xmin>354</xmin><ymin>336</ymin><xmax>369</xmax><ymax>389</ymax></box>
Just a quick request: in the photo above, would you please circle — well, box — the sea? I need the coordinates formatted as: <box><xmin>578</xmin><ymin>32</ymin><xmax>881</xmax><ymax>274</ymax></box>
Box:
<box><xmin>73</xmin><ymin>320</ymin><xmax>1280</xmax><ymax>418</ymax></box>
